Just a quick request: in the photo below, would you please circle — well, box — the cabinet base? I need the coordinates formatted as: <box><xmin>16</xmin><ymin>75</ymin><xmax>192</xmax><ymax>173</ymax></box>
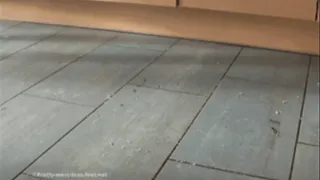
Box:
<box><xmin>0</xmin><ymin>0</ymin><xmax>319</xmax><ymax>55</ymax></box>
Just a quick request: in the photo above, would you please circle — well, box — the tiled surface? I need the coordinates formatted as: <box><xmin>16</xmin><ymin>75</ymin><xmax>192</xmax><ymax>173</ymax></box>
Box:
<box><xmin>107</xmin><ymin>33</ymin><xmax>177</xmax><ymax>51</ymax></box>
<box><xmin>25</xmin><ymin>45</ymin><xmax>162</xmax><ymax>106</ymax></box>
<box><xmin>130</xmin><ymin>40</ymin><xmax>241</xmax><ymax>96</ymax></box>
<box><xmin>28</xmin><ymin>27</ymin><xmax>118</xmax><ymax>56</ymax></box>
<box><xmin>15</xmin><ymin>174</ymin><xmax>47</xmax><ymax>180</ymax></box>
<box><xmin>226</xmin><ymin>48</ymin><xmax>310</xmax><ymax>88</ymax></box>
<box><xmin>25</xmin><ymin>85</ymin><xmax>206</xmax><ymax>180</ymax></box>
<box><xmin>291</xmin><ymin>145</ymin><xmax>319</xmax><ymax>180</ymax></box>
<box><xmin>171</xmin><ymin>77</ymin><xmax>305</xmax><ymax>180</ymax></box>
<box><xmin>157</xmin><ymin>161</ymin><xmax>262</xmax><ymax>180</ymax></box>
<box><xmin>0</xmin><ymin>23</ymin><xmax>63</xmax><ymax>59</ymax></box>
<box><xmin>0</xmin><ymin>20</ymin><xmax>318</xmax><ymax>180</ymax></box>
<box><xmin>0</xmin><ymin>20</ymin><xmax>19</xmax><ymax>32</ymax></box>
<box><xmin>0</xmin><ymin>95</ymin><xmax>93</xmax><ymax>180</ymax></box>
<box><xmin>170</xmin><ymin>49</ymin><xmax>310</xmax><ymax>180</ymax></box>
<box><xmin>0</xmin><ymin>49</ymin><xmax>79</xmax><ymax>105</ymax></box>
<box><xmin>299</xmin><ymin>57</ymin><xmax>320</xmax><ymax>145</ymax></box>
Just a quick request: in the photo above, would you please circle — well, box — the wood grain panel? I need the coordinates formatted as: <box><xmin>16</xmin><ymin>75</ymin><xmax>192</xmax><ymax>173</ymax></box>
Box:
<box><xmin>0</xmin><ymin>0</ymin><xmax>319</xmax><ymax>55</ymax></box>
<box><xmin>180</xmin><ymin>0</ymin><xmax>317</xmax><ymax>21</ymax></box>
<box><xmin>90</xmin><ymin>0</ymin><xmax>176</xmax><ymax>7</ymax></box>
<box><xmin>317</xmin><ymin>1</ymin><xmax>319</xmax><ymax>22</ymax></box>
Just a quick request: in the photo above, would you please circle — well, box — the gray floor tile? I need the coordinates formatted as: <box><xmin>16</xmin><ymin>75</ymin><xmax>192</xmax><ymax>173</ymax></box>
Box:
<box><xmin>28</xmin><ymin>27</ymin><xmax>118</xmax><ymax>56</ymax></box>
<box><xmin>291</xmin><ymin>144</ymin><xmax>319</xmax><ymax>180</ymax></box>
<box><xmin>25</xmin><ymin>85</ymin><xmax>206</xmax><ymax>180</ymax></box>
<box><xmin>299</xmin><ymin>57</ymin><xmax>320</xmax><ymax>145</ymax></box>
<box><xmin>156</xmin><ymin>161</ymin><xmax>263</xmax><ymax>180</ymax></box>
<box><xmin>26</xmin><ymin>45</ymin><xmax>162</xmax><ymax>106</ymax></box>
<box><xmin>16</xmin><ymin>174</ymin><xmax>48</xmax><ymax>180</ymax></box>
<box><xmin>130</xmin><ymin>40</ymin><xmax>241</xmax><ymax>96</ymax></box>
<box><xmin>0</xmin><ymin>49</ymin><xmax>79</xmax><ymax>105</ymax></box>
<box><xmin>0</xmin><ymin>95</ymin><xmax>93</xmax><ymax>180</ymax></box>
<box><xmin>171</xmin><ymin>77</ymin><xmax>305</xmax><ymax>180</ymax></box>
<box><xmin>0</xmin><ymin>20</ymin><xmax>19</xmax><ymax>32</ymax></box>
<box><xmin>0</xmin><ymin>23</ymin><xmax>63</xmax><ymax>59</ymax></box>
<box><xmin>108</xmin><ymin>33</ymin><xmax>177</xmax><ymax>51</ymax></box>
<box><xmin>227</xmin><ymin>48</ymin><xmax>309</xmax><ymax>88</ymax></box>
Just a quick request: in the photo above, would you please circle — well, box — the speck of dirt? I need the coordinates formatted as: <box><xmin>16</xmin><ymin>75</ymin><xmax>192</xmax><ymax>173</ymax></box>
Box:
<box><xmin>238</xmin><ymin>92</ymin><xmax>244</xmax><ymax>96</ymax></box>
<box><xmin>157</xmin><ymin>85</ymin><xmax>160</xmax><ymax>88</ymax></box>
<box><xmin>133</xmin><ymin>89</ymin><xmax>137</xmax><ymax>93</ymax></box>
<box><xmin>271</xmin><ymin>127</ymin><xmax>278</xmax><ymax>134</ymax></box>
<box><xmin>275</xmin><ymin>110</ymin><xmax>282</xmax><ymax>115</ymax></box>
<box><xmin>120</xmin><ymin>104</ymin><xmax>124</xmax><ymax>107</ymax></box>
<box><xmin>269</xmin><ymin>119</ymin><xmax>280</xmax><ymax>125</ymax></box>
<box><xmin>143</xmin><ymin>78</ymin><xmax>147</xmax><ymax>83</ymax></box>
<box><xmin>110</xmin><ymin>142</ymin><xmax>114</xmax><ymax>146</ymax></box>
<box><xmin>282</xmin><ymin>100</ymin><xmax>288</xmax><ymax>104</ymax></box>
<box><xmin>0</xmin><ymin>107</ymin><xmax>7</xmax><ymax>111</ymax></box>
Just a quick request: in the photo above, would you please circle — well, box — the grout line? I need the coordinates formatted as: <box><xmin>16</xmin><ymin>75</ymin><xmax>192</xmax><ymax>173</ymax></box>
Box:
<box><xmin>169</xmin><ymin>159</ymin><xmax>277</xmax><ymax>180</ymax></box>
<box><xmin>10</xmin><ymin>104</ymin><xmax>107</xmax><ymax>180</ymax></box>
<box><xmin>22</xmin><ymin>93</ymin><xmax>95</xmax><ymax>108</ymax></box>
<box><xmin>151</xmin><ymin>47</ymin><xmax>243</xmax><ymax>180</ymax></box>
<box><xmin>288</xmin><ymin>56</ymin><xmax>312</xmax><ymax>180</ymax></box>
<box><xmin>224</xmin><ymin>74</ymin><xmax>308</xmax><ymax>89</ymax></box>
<box><xmin>0</xmin><ymin>21</ymin><xmax>23</xmax><ymax>33</ymax></box>
<box><xmin>0</xmin><ymin>26</ymin><xmax>66</xmax><ymax>62</ymax></box>
<box><xmin>0</xmin><ymin>35</ymin><xmax>118</xmax><ymax>107</ymax></box>
<box><xmin>128</xmin><ymin>83</ymin><xmax>205</xmax><ymax>97</ymax></box>
<box><xmin>297</xmin><ymin>141</ymin><xmax>320</xmax><ymax>148</ymax></box>
<box><xmin>11</xmin><ymin>38</ymin><xmax>179</xmax><ymax>180</ymax></box>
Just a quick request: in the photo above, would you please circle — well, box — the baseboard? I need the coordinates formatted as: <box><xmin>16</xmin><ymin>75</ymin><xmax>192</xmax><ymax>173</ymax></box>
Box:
<box><xmin>0</xmin><ymin>0</ymin><xmax>319</xmax><ymax>55</ymax></box>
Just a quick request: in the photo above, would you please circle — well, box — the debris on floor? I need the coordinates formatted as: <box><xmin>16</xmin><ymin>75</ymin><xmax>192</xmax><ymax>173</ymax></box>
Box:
<box><xmin>275</xmin><ymin>110</ymin><xmax>282</xmax><ymax>115</ymax></box>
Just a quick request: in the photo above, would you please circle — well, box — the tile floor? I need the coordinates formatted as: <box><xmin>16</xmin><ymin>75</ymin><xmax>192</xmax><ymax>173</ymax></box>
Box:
<box><xmin>0</xmin><ymin>20</ymin><xmax>319</xmax><ymax>180</ymax></box>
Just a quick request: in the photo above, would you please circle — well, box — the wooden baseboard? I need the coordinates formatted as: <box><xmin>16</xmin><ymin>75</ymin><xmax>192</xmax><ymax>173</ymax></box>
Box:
<box><xmin>0</xmin><ymin>0</ymin><xmax>319</xmax><ymax>55</ymax></box>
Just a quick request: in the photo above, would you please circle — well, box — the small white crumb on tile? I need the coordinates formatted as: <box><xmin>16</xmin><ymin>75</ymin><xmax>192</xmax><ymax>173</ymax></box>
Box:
<box><xmin>275</xmin><ymin>111</ymin><xmax>282</xmax><ymax>115</ymax></box>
